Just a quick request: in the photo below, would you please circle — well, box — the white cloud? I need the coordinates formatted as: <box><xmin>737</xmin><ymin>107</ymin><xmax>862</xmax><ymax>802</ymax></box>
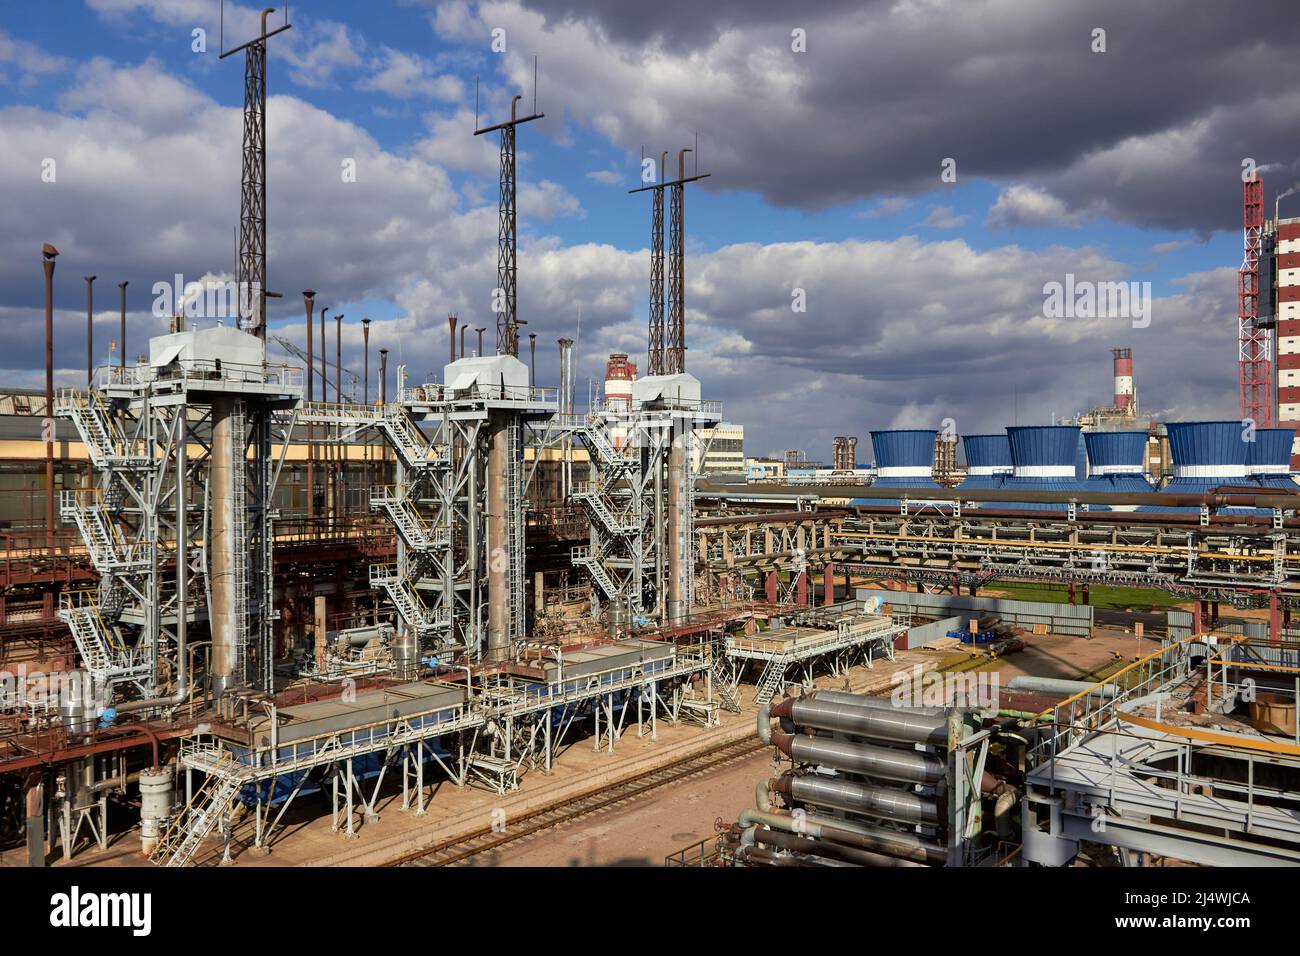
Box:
<box><xmin>585</xmin><ymin>169</ymin><xmax>623</xmax><ymax>185</ymax></box>
<box><xmin>986</xmin><ymin>184</ymin><xmax>1084</xmax><ymax>229</ymax></box>
<box><xmin>359</xmin><ymin>47</ymin><xmax>464</xmax><ymax>100</ymax></box>
<box><xmin>0</xmin><ymin>30</ymin><xmax>69</xmax><ymax>85</ymax></box>
<box><xmin>921</xmin><ymin>205</ymin><xmax>968</xmax><ymax>229</ymax></box>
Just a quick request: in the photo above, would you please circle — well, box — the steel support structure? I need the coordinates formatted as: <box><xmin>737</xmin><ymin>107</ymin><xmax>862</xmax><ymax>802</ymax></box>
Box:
<box><xmin>1240</xmin><ymin>175</ymin><xmax>1272</xmax><ymax>426</ymax></box>
<box><xmin>562</xmin><ymin>394</ymin><xmax>720</xmax><ymax>625</ymax></box>
<box><xmin>58</xmin><ymin>358</ymin><xmax>301</xmax><ymax>704</ymax></box>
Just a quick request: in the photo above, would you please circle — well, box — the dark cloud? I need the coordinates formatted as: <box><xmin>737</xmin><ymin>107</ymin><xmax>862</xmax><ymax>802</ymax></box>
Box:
<box><xmin>494</xmin><ymin>0</ymin><xmax>1300</xmax><ymax>230</ymax></box>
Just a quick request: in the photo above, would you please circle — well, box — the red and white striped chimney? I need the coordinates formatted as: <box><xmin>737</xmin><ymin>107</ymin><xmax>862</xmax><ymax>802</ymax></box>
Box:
<box><xmin>1112</xmin><ymin>347</ymin><xmax>1134</xmax><ymax>411</ymax></box>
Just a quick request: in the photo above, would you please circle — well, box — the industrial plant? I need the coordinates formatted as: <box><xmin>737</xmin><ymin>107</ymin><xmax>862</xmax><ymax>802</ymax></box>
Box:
<box><xmin>2</xmin><ymin>7</ymin><xmax>1299</xmax><ymax>891</ymax></box>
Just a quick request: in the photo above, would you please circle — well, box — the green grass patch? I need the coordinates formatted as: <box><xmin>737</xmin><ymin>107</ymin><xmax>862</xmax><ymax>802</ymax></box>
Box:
<box><xmin>986</xmin><ymin>581</ymin><xmax>1184</xmax><ymax>612</ymax></box>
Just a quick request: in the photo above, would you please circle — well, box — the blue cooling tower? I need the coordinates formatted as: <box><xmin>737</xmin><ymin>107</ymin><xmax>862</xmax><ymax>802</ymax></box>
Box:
<box><xmin>851</xmin><ymin>429</ymin><xmax>941</xmax><ymax>508</ymax></box>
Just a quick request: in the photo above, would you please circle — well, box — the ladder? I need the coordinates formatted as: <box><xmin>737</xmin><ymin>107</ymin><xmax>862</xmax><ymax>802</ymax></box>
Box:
<box><xmin>228</xmin><ymin>402</ymin><xmax>251</xmax><ymax>685</ymax></box>
<box><xmin>506</xmin><ymin>421</ymin><xmax>526</xmax><ymax>638</ymax></box>
<box><xmin>571</xmin><ymin>546</ymin><xmax>619</xmax><ymax>600</ymax></box>
<box><xmin>150</xmin><ymin>752</ymin><xmax>247</xmax><ymax>867</ymax></box>
<box><xmin>710</xmin><ymin>647</ymin><xmax>741</xmax><ymax>714</ymax></box>
<box><xmin>752</xmin><ymin>651</ymin><xmax>792</xmax><ymax>707</ymax></box>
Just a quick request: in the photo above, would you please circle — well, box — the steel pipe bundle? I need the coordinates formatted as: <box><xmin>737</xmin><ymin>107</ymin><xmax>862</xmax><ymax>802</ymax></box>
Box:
<box><xmin>773</xmin><ymin>772</ymin><xmax>942</xmax><ymax>826</ymax></box>
<box><xmin>769</xmin><ymin>729</ymin><xmax>945</xmax><ymax>785</ymax></box>
<box><xmin>770</xmin><ymin>695</ymin><xmax>949</xmax><ymax>746</ymax></box>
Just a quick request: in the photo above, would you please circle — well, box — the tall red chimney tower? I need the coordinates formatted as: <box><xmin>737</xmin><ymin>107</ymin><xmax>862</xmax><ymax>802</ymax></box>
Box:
<box><xmin>1112</xmin><ymin>347</ymin><xmax>1134</xmax><ymax>412</ymax></box>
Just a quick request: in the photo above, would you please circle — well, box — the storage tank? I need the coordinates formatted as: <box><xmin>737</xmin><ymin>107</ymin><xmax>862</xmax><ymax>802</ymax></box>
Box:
<box><xmin>139</xmin><ymin>767</ymin><xmax>174</xmax><ymax>857</ymax></box>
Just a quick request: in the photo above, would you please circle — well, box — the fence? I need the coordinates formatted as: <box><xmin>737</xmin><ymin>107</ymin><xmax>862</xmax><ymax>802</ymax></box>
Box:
<box><xmin>855</xmin><ymin>589</ymin><xmax>1093</xmax><ymax>637</ymax></box>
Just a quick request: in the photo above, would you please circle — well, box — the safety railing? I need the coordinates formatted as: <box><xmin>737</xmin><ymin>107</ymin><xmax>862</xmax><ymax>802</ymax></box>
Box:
<box><xmin>97</xmin><ymin>360</ymin><xmax>303</xmax><ymax>391</ymax></box>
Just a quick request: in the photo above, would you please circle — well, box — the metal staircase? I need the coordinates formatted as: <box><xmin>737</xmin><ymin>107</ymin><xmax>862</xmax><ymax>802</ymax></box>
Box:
<box><xmin>571</xmin><ymin>481</ymin><xmax>639</xmax><ymax>534</ymax></box>
<box><xmin>58</xmin><ymin>591</ymin><xmax>148</xmax><ymax>685</ymax></box>
<box><xmin>150</xmin><ymin>749</ymin><xmax>248</xmax><ymax>867</ymax></box>
<box><xmin>369</xmin><ymin>564</ymin><xmax>449</xmax><ymax>636</ymax></box>
<box><xmin>59</xmin><ymin>490</ymin><xmax>148</xmax><ymax>573</ymax></box>
<box><xmin>576</xmin><ymin>423</ymin><xmax>633</xmax><ymax>470</ymax></box>
<box><xmin>752</xmin><ymin>651</ymin><xmax>792</xmax><ymax>707</ymax></box>
<box><xmin>571</xmin><ymin>546</ymin><xmax>619</xmax><ymax>600</ymax></box>
<box><xmin>55</xmin><ymin>388</ymin><xmax>143</xmax><ymax>468</ymax></box>
<box><xmin>369</xmin><ymin>486</ymin><xmax>448</xmax><ymax>550</ymax></box>
<box><xmin>376</xmin><ymin>408</ymin><xmax>446</xmax><ymax>470</ymax></box>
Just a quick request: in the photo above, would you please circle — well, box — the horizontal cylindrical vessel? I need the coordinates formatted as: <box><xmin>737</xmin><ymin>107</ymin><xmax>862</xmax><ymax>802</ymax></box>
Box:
<box><xmin>771</xmin><ymin>730</ymin><xmax>945</xmax><ymax>785</ymax></box>
<box><xmin>772</xmin><ymin>695</ymin><xmax>949</xmax><ymax>746</ymax></box>
<box><xmin>809</xmin><ymin>689</ymin><xmax>947</xmax><ymax>717</ymax></box>
<box><xmin>775</xmin><ymin>772</ymin><xmax>942</xmax><ymax>826</ymax></box>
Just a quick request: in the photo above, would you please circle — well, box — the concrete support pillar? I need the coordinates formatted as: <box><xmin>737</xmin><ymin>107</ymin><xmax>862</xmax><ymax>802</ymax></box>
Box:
<box><xmin>1193</xmin><ymin>599</ymin><xmax>1206</xmax><ymax>636</ymax></box>
<box><xmin>210</xmin><ymin>397</ymin><xmax>239</xmax><ymax>691</ymax></box>
<box><xmin>1081</xmin><ymin>584</ymin><xmax>1090</xmax><ymax>606</ymax></box>
<box><xmin>314</xmin><ymin>594</ymin><xmax>327</xmax><ymax>672</ymax></box>
<box><xmin>486</xmin><ymin>417</ymin><xmax>510</xmax><ymax>661</ymax></box>
<box><xmin>822</xmin><ymin>563</ymin><xmax>835</xmax><ymax>607</ymax></box>
<box><xmin>534</xmin><ymin>570</ymin><xmax>545</xmax><ymax>618</ymax></box>
<box><xmin>1270</xmin><ymin>590</ymin><xmax>1283</xmax><ymax>643</ymax></box>
<box><xmin>795</xmin><ymin>570</ymin><xmax>808</xmax><ymax>606</ymax></box>
<box><xmin>1067</xmin><ymin>581</ymin><xmax>1076</xmax><ymax>606</ymax></box>
<box><xmin>764</xmin><ymin>569</ymin><xmax>778</xmax><ymax>604</ymax></box>
<box><xmin>25</xmin><ymin>779</ymin><xmax>44</xmax><ymax>868</ymax></box>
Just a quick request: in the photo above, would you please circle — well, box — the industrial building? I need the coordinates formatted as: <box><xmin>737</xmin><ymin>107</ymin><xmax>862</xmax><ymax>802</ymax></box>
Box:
<box><xmin>6</xmin><ymin>15</ymin><xmax>1300</xmax><ymax>882</ymax></box>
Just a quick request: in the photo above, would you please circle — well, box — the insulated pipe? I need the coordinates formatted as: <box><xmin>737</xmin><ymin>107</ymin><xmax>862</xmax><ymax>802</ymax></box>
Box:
<box><xmin>736</xmin><ymin>842</ymin><xmax>830</xmax><ymax>867</ymax></box>
<box><xmin>772</xmin><ymin>772</ymin><xmax>941</xmax><ymax>826</ymax></box>
<box><xmin>750</xmin><ymin>825</ymin><xmax>925</xmax><ymax>868</ymax></box>
<box><xmin>1007</xmin><ymin>675</ymin><xmax>1117</xmax><ymax>699</ymax></box>
<box><xmin>84</xmin><ymin>274</ymin><xmax>95</xmax><ymax>387</ymax></box>
<box><xmin>809</xmin><ymin>689</ymin><xmax>946</xmax><ymax>717</ymax></box>
<box><xmin>771</xmin><ymin>696</ymin><xmax>948</xmax><ymax>746</ymax></box>
<box><xmin>117</xmin><ymin>280</ymin><xmax>127</xmax><ymax>368</ymax></box>
<box><xmin>757</xmin><ymin>701</ymin><xmax>772</xmax><ymax>744</ymax></box>
<box><xmin>302</xmin><ymin>290</ymin><xmax>315</xmax><ymax>525</ymax></box>
<box><xmin>762</xmin><ymin>790</ymin><xmax>948</xmax><ymax>864</ymax></box>
<box><xmin>770</xmin><ymin>731</ymin><xmax>945</xmax><ymax>785</ymax></box>
<box><xmin>209</xmin><ymin>397</ymin><xmax>239</xmax><ymax>692</ymax></box>
<box><xmin>42</xmin><ymin>245</ymin><xmax>57</xmax><ymax>552</ymax></box>
<box><xmin>739</xmin><ymin>808</ymin><xmax>928</xmax><ymax>866</ymax></box>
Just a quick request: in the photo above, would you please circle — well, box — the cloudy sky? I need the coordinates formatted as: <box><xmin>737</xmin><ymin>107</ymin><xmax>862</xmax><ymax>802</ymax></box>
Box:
<box><xmin>4</xmin><ymin>0</ymin><xmax>1299</xmax><ymax>458</ymax></box>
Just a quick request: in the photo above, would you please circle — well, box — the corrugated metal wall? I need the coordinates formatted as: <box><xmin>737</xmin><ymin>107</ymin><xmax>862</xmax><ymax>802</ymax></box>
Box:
<box><xmin>856</xmin><ymin>589</ymin><xmax>1094</xmax><ymax>637</ymax></box>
